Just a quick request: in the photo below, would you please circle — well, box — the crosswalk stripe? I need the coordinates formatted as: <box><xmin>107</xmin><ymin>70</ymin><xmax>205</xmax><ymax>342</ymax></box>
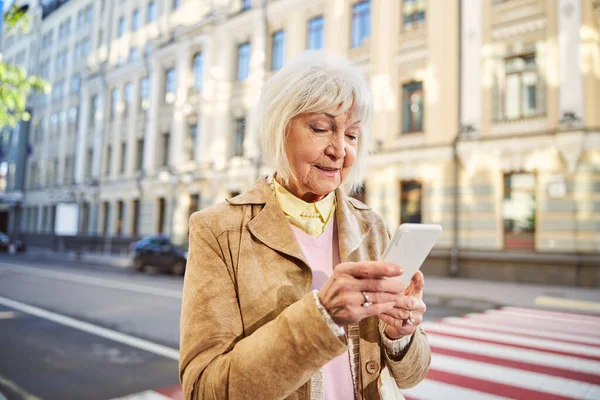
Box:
<box><xmin>508</xmin><ymin>305</ymin><xmax>600</xmax><ymax>319</ymax></box>
<box><xmin>439</xmin><ymin>317</ymin><xmax>600</xmax><ymax>346</ymax></box>
<box><xmin>463</xmin><ymin>313</ymin><xmax>600</xmax><ymax>337</ymax></box>
<box><xmin>111</xmin><ymin>391</ymin><xmax>172</xmax><ymax>400</ymax></box>
<box><xmin>430</xmin><ymin>353</ymin><xmax>600</xmax><ymax>399</ymax></box>
<box><xmin>487</xmin><ymin>308</ymin><xmax>600</xmax><ymax>328</ymax></box>
<box><xmin>430</xmin><ymin>345</ymin><xmax>600</xmax><ymax>384</ymax></box>
<box><xmin>425</xmin><ymin>369</ymin><xmax>574</xmax><ymax>400</ymax></box>
<box><xmin>426</xmin><ymin>333</ymin><xmax>600</xmax><ymax>376</ymax></box>
<box><xmin>423</xmin><ymin>323</ymin><xmax>600</xmax><ymax>359</ymax></box>
<box><xmin>402</xmin><ymin>379</ymin><xmax>509</xmax><ymax>400</ymax></box>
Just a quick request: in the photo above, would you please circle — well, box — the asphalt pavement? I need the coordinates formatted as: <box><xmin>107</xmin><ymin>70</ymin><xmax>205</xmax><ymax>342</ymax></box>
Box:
<box><xmin>1</xmin><ymin>253</ymin><xmax>597</xmax><ymax>400</ymax></box>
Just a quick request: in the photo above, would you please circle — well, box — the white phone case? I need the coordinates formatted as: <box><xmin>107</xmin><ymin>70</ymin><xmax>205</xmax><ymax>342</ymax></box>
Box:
<box><xmin>381</xmin><ymin>223</ymin><xmax>442</xmax><ymax>287</ymax></box>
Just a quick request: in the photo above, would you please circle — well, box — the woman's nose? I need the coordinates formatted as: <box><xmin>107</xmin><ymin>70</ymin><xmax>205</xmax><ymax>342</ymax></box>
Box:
<box><xmin>325</xmin><ymin>136</ymin><xmax>346</xmax><ymax>159</ymax></box>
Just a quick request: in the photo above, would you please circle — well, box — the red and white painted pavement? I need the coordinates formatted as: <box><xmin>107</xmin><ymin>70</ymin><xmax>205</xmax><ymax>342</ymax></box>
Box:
<box><xmin>114</xmin><ymin>307</ymin><xmax>600</xmax><ymax>400</ymax></box>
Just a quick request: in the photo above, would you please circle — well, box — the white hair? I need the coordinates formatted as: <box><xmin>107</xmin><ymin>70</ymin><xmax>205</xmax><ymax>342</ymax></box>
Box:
<box><xmin>257</xmin><ymin>50</ymin><xmax>372</xmax><ymax>194</ymax></box>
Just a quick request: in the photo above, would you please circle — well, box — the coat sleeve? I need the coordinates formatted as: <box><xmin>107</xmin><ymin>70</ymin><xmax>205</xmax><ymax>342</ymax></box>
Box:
<box><xmin>380</xmin><ymin>324</ymin><xmax>432</xmax><ymax>389</ymax></box>
<box><xmin>179</xmin><ymin>212</ymin><xmax>347</xmax><ymax>400</ymax></box>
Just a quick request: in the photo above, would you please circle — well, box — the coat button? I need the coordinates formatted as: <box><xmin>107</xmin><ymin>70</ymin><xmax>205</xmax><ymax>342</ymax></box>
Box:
<box><xmin>366</xmin><ymin>361</ymin><xmax>379</xmax><ymax>374</ymax></box>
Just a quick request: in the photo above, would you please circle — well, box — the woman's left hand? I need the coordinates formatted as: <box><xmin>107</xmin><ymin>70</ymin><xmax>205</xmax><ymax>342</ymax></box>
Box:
<box><xmin>378</xmin><ymin>271</ymin><xmax>426</xmax><ymax>339</ymax></box>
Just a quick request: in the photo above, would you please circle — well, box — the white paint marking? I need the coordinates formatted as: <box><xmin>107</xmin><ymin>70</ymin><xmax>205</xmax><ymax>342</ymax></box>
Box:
<box><xmin>463</xmin><ymin>312</ymin><xmax>600</xmax><ymax>336</ymax></box>
<box><xmin>423</xmin><ymin>322</ymin><xmax>600</xmax><ymax>357</ymax></box>
<box><xmin>440</xmin><ymin>317</ymin><xmax>600</xmax><ymax>345</ymax></box>
<box><xmin>487</xmin><ymin>308</ymin><xmax>600</xmax><ymax>328</ymax></box>
<box><xmin>0</xmin><ymin>295</ymin><xmax>179</xmax><ymax>361</ymax></box>
<box><xmin>402</xmin><ymin>379</ymin><xmax>509</xmax><ymax>400</ymax></box>
<box><xmin>506</xmin><ymin>305</ymin><xmax>600</xmax><ymax>320</ymax></box>
<box><xmin>425</xmin><ymin>330</ymin><xmax>600</xmax><ymax>375</ymax></box>
<box><xmin>111</xmin><ymin>391</ymin><xmax>172</xmax><ymax>400</ymax></box>
<box><xmin>431</xmin><ymin>353</ymin><xmax>600</xmax><ymax>399</ymax></box>
<box><xmin>0</xmin><ymin>265</ymin><xmax>182</xmax><ymax>299</ymax></box>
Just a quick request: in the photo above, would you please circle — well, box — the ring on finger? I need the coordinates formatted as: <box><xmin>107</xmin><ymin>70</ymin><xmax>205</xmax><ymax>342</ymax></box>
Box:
<box><xmin>361</xmin><ymin>291</ymin><xmax>372</xmax><ymax>307</ymax></box>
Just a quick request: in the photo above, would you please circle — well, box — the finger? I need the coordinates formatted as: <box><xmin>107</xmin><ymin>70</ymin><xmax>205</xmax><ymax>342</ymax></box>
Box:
<box><xmin>357</xmin><ymin>291</ymin><xmax>401</xmax><ymax>305</ymax></box>
<box><xmin>382</xmin><ymin>307</ymin><xmax>411</xmax><ymax>320</ymax></box>
<box><xmin>358</xmin><ymin>278</ymin><xmax>406</xmax><ymax>295</ymax></box>
<box><xmin>404</xmin><ymin>271</ymin><xmax>425</xmax><ymax>297</ymax></box>
<box><xmin>378</xmin><ymin>314</ymin><xmax>417</xmax><ymax>335</ymax></box>
<box><xmin>361</xmin><ymin>301</ymin><xmax>395</xmax><ymax>319</ymax></box>
<box><xmin>340</xmin><ymin>261</ymin><xmax>403</xmax><ymax>279</ymax></box>
<box><xmin>394</xmin><ymin>296</ymin><xmax>425</xmax><ymax>311</ymax></box>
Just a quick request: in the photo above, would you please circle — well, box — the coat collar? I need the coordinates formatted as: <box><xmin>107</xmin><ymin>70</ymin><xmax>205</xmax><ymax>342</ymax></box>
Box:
<box><xmin>228</xmin><ymin>177</ymin><xmax>373</xmax><ymax>265</ymax></box>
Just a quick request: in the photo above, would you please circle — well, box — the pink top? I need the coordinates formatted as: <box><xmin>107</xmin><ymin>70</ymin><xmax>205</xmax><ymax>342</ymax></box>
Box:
<box><xmin>290</xmin><ymin>221</ymin><xmax>355</xmax><ymax>400</ymax></box>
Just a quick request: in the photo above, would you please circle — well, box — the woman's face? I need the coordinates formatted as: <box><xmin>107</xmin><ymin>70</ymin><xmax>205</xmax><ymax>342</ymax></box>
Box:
<box><xmin>281</xmin><ymin>108</ymin><xmax>361</xmax><ymax>202</ymax></box>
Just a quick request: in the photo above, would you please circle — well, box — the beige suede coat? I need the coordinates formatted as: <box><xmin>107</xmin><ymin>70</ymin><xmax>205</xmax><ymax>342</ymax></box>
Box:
<box><xmin>179</xmin><ymin>177</ymin><xmax>431</xmax><ymax>400</ymax></box>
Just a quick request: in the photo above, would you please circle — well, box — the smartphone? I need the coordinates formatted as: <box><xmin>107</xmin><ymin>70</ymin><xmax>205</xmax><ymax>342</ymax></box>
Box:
<box><xmin>381</xmin><ymin>223</ymin><xmax>442</xmax><ymax>287</ymax></box>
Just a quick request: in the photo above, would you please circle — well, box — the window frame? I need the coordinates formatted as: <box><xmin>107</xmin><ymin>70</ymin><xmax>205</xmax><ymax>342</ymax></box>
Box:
<box><xmin>271</xmin><ymin>30</ymin><xmax>285</xmax><ymax>71</ymax></box>
<box><xmin>307</xmin><ymin>16</ymin><xmax>324</xmax><ymax>50</ymax></box>
<box><xmin>402</xmin><ymin>81</ymin><xmax>424</xmax><ymax>134</ymax></box>
<box><xmin>236</xmin><ymin>42</ymin><xmax>251</xmax><ymax>81</ymax></box>
<box><xmin>350</xmin><ymin>0</ymin><xmax>371</xmax><ymax>48</ymax></box>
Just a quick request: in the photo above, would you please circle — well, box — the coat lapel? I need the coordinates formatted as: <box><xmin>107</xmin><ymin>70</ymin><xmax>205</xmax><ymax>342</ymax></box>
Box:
<box><xmin>235</xmin><ymin>178</ymin><xmax>309</xmax><ymax>267</ymax></box>
<box><xmin>335</xmin><ymin>190</ymin><xmax>373</xmax><ymax>263</ymax></box>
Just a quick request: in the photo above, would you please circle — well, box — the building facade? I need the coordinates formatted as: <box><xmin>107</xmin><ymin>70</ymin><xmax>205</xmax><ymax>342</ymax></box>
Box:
<box><xmin>2</xmin><ymin>0</ymin><xmax>599</xmax><ymax>285</ymax></box>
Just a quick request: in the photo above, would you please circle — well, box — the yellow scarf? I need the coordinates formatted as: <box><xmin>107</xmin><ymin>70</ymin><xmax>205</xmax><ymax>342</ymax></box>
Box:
<box><xmin>272</xmin><ymin>178</ymin><xmax>336</xmax><ymax>237</ymax></box>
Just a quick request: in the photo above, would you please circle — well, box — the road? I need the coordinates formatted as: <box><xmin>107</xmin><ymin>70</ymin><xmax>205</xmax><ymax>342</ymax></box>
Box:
<box><xmin>0</xmin><ymin>254</ymin><xmax>598</xmax><ymax>400</ymax></box>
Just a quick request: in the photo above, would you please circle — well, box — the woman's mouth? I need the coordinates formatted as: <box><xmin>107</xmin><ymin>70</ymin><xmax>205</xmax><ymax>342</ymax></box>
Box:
<box><xmin>313</xmin><ymin>165</ymin><xmax>340</xmax><ymax>177</ymax></box>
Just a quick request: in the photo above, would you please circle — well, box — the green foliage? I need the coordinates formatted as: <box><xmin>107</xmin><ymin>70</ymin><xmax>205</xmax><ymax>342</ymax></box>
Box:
<box><xmin>1</xmin><ymin>4</ymin><xmax>49</xmax><ymax>130</ymax></box>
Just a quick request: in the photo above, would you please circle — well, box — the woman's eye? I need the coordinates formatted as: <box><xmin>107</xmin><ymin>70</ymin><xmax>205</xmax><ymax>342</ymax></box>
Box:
<box><xmin>346</xmin><ymin>134</ymin><xmax>358</xmax><ymax>142</ymax></box>
<box><xmin>311</xmin><ymin>126</ymin><xmax>328</xmax><ymax>133</ymax></box>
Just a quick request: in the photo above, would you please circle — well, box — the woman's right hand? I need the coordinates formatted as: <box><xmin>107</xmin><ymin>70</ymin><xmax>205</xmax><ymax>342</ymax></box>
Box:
<box><xmin>318</xmin><ymin>262</ymin><xmax>406</xmax><ymax>327</ymax></box>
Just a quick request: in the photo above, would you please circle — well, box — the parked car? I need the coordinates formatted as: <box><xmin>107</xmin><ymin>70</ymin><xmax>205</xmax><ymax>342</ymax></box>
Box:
<box><xmin>130</xmin><ymin>235</ymin><xmax>187</xmax><ymax>275</ymax></box>
<box><xmin>0</xmin><ymin>232</ymin><xmax>26</xmax><ymax>253</ymax></box>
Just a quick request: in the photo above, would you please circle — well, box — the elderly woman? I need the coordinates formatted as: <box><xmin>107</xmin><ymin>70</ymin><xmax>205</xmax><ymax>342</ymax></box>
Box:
<box><xmin>180</xmin><ymin>51</ymin><xmax>431</xmax><ymax>400</ymax></box>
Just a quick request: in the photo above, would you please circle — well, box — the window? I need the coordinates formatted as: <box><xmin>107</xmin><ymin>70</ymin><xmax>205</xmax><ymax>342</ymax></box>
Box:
<box><xmin>501</xmin><ymin>54</ymin><xmax>542</xmax><ymax>120</ymax></box>
<box><xmin>124</xmin><ymin>82</ymin><xmax>133</xmax><ymax>116</ymax></box>
<box><xmin>102</xmin><ymin>201</ymin><xmax>111</xmax><ymax>236</ymax></box>
<box><xmin>120</xmin><ymin>142</ymin><xmax>127</xmax><ymax>172</ymax></box>
<box><xmin>86</xmin><ymin>149</ymin><xmax>93</xmax><ymax>179</ymax></box>
<box><xmin>157</xmin><ymin>197</ymin><xmax>166</xmax><ymax>234</ymax></box>
<box><xmin>132</xmin><ymin>9</ymin><xmax>140</xmax><ymax>31</ymax></box>
<box><xmin>403</xmin><ymin>0</ymin><xmax>426</xmax><ymax>28</ymax></box>
<box><xmin>162</xmin><ymin>133</ymin><xmax>170</xmax><ymax>166</ymax></box>
<box><xmin>172</xmin><ymin>0</ymin><xmax>181</xmax><ymax>10</ymax></box>
<box><xmin>136</xmin><ymin>138</ymin><xmax>144</xmax><ymax>170</ymax></box>
<box><xmin>503</xmin><ymin>173</ymin><xmax>536</xmax><ymax>250</ymax></box>
<box><xmin>241</xmin><ymin>0</ymin><xmax>251</xmax><ymax>11</ymax></box>
<box><xmin>147</xmin><ymin>1</ymin><xmax>157</xmax><ymax>23</ymax></box>
<box><xmin>188</xmin><ymin>194</ymin><xmax>200</xmax><ymax>222</ymax></box>
<box><xmin>192</xmin><ymin>52</ymin><xmax>203</xmax><ymax>90</ymax></box>
<box><xmin>90</xmin><ymin>95</ymin><xmax>99</xmax><ymax>125</ymax></box>
<box><xmin>86</xmin><ymin>5</ymin><xmax>94</xmax><ymax>22</ymax></box>
<box><xmin>307</xmin><ymin>16</ymin><xmax>324</xmax><ymax>50</ymax></box>
<box><xmin>97</xmin><ymin>29</ymin><xmax>104</xmax><ymax>49</ymax></box>
<box><xmin>116</xmin><ymin>201</ymin><xmax>124</xmax><ymax>236</ymax></box>
<box><xmin>233</xmin><ymin>118</ymin><xmax>245</xmax><ymax>157</ymax></box>
<box><xmin>400</xmin><ymin>181</ymin><xmax>422</xmax><ymax>224</ymax></box>
<box><xmin>71</xmin><ymin>74</ymin><xmax>81</xmax><ymax>94</ymax></box>
<box><xmin>105</xmin><ymin>145</ymin><xmax>112</xmax><ymax>176</ymax></box>
<box><xmin>271</xmin><ymin>30</ymin><xmax>285</xmax><ymax>71</ymax></box>
<box><xmin>165</xmin><ymin>68</ymin><xmax>176</xmax><ymax>101</ymax></box>
<box><xmin>74</xmin><ymin>43</ymin><xmax>81</xmax><ymax>61</ymax></box>
<box><xmin>188</xmin><ymin>123</ymin><xmax>198</xmax><ymax>160</ymax></box>
<box><xmin>140</xmin><ymin>76</ymin><xmax>150</xmax><ymax>110</ymax></box>
<box><xmin>82</xmin><ymin>38</ymin><xmax>90</xmax><ymax>57</ymax></box>
<box><xmin>129</xmin><ymin>47</ymin><xmax>138</xmax><ymax>62</ymax></box>
<box><xmin>118</xmin><ymin>17</ymin><xmax>126</xmax><ymax>37</ymax></box>
<box><xmin>132</xmin><ymin>199</ymin><xmax>140</xmax><ymax>236</ymax></box>
<box><xmin>110</xmin><ymin>88</ymin><xmax>120</xmax><ymax>120</ymax></box>
<box><xmin>237</xmin><ymin>42</ymin><xmax>251</xmax><ymax>81</ymax></box>
<box><xmin>402</xmin><ymin>82</ymin><xmax>423</xmax><ymax>133</ymax></box>
<box><xmin>351</xmin><ymin>1</ymin><xmax>370</xmax><ymax>48</ymax></box>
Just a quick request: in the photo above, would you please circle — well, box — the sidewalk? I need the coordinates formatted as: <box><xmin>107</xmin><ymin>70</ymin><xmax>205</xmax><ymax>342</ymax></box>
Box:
<box><xmin>6</xmin><ymin>248</ymin><xmax>600</xmax><ymax>313</ymax></box>
<box><xmin>423</xmin><ymin>275</ymin><xmax>600</xmax><ymax>313</ymax></box>
<box><xmin>14</xmin><ymin>247</ymin><xmax>132</xmax><ymax>269</ymax></box>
